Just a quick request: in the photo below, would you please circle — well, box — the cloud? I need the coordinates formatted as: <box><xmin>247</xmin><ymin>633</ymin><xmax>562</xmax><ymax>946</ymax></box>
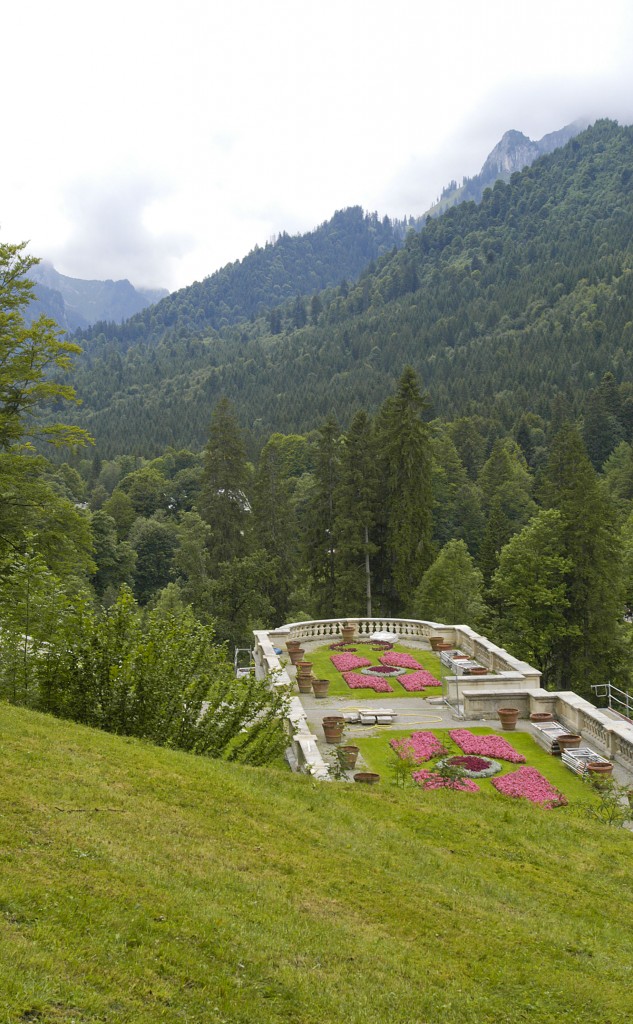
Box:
<box><xmin>48</xmin><ymin>174</ymin><xmax>191</xmax><ymax>290</ymax></box>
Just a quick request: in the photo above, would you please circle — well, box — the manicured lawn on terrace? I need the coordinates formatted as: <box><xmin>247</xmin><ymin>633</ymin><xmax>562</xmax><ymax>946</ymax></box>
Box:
<box><xmin>303</xmin><ymin>641</ymin><xmax>444</xmax><ymax>699</ymax></box>
<box><xmin>354</xmin><ymin>726</ymin><xmax>594</xmax><ymax>805</ymax></box>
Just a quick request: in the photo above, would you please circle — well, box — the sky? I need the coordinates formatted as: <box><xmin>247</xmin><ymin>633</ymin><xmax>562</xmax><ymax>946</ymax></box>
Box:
<box><xmin>4</xmin><ymin>0</ymin><xmax>633</xmax><ymax>292</ymax></box>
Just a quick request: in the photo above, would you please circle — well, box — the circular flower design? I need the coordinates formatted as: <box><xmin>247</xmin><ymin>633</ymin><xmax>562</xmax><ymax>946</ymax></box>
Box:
<box><xmin>436</xmin><ymin>755</ymin><xmax>501</xmax><ymax>778</ymax></box>
<box><xmin>360</xmin><ymin>665</ymin><xmax>407</xmax><ymax>677</ymax></box>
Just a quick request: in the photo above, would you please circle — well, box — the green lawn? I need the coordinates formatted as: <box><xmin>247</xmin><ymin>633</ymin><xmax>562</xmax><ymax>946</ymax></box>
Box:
<box><xmin>301</xmin><ymin>641</ymin><xmax>444</xmax><ymax>699</ymax></box>
<box><xmin>2</xmin><ymin>702</ymin><xmax>633</xmax><ymax>1024</ymax></box>
<box><xmin>353</xmin><ymin>726</ymin><xmax>594</xmax><ymax>805</ymax></box>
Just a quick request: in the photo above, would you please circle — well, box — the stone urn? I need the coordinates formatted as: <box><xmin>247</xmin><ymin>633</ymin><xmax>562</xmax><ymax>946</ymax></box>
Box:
<box><xmin>497</xmin><ymin>707</ymin><xmax>520</xmax><ymax>731</ymax></box>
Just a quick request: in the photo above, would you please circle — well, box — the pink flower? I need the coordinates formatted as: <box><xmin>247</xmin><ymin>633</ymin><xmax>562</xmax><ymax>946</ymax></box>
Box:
<box><xmin>380</xmin><ymin>652</ymin><xmax>422</xmax><ymax>669</ymax></box>
<box><xmin>342</xmin><ymin>671</ymin><xmax>393</xmax><ymax>693</ymax></box>
<box><xmin>491</xmin><ymin>766</ymin><xmax>567</xmax><ymax>809</ymax></box>
<box><xmin>449</xmin><ymin>730</ymin><xmax>526</xmax><ymax>763</ymax></box>
<box><xmin>398</xmin><ymin>670</ymin><xmax>440</xmax><ymax>691</ymax></box>
<box><xmin>412</xmin><ymin>769</ymin><xmax>480</xmax><ymax>793</ymax></box>
<box><xmin>390</xmin><ymin>731</ymin><xmax>446</xmax><ymax>763</ymax></box>
<box><xmin>331</xmin><ymin>653</ymin><xmax>372</xmax><ymax>672</ymax></box>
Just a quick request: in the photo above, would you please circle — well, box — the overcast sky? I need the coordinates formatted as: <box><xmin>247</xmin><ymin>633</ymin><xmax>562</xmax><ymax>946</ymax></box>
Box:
<box><xmin>4</xmin><ymin>0</ymin><xmax>633</xmax><ymax>292</ymax></box>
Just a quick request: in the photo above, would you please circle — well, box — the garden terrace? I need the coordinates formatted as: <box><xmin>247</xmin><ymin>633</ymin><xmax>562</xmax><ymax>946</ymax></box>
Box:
<box><xmin>253</xmin><ymin>617</ymin><xmax>633</xmax><ymax>783</ymax></box>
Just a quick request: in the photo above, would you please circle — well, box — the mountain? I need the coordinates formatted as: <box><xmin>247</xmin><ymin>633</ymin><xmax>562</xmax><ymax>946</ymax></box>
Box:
<box><xmin>428</xmin><ymin>120</ymin><xmax>588</xmax><ymax>216</ymax></box>
<box><xmin>76</xmin><ymin>207</ymin><xmax>412</xmax><ymax>349</ymax></box>
<box><xmin>64</xmin><ymin>120</ymin><xmax>633</xmax><ymax>456</ymax></box>
<box><xmin>27</xmin><ymin>261</ymin><xmax>168</xmax><ymax>330</ymax></box>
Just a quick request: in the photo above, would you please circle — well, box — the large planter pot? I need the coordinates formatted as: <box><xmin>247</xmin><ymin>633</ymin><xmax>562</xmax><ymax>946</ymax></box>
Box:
<box><xmin>587</xmin><ymin>760</ymin><xmax>613</xmax><ymax>778</ymax></box>
<box><xmin>497</xmin><ymin>707</ymin><xmax>520</xmax><ymax>731</ymax></box>
<box><xmin>429</xmin><ymin>636</ymin><xmax>444</xmax><ymax>651</ymax></box>
<box><xmin>312</xmin><ymin>678</ymin><xmax>330</xmax><ymax>699</ymax></box>
<box><xmin>354</xmin><ymin>772</ymin><xmax>380</xmax><ymax>784</ymax></box>
<box><xmin>297</xmin><ymin>674</ymin><xmax>314</xmax><ymax>694</ymax></box>
<box><xmin>434</xmin><ymin>642</ymin><xmax>452</xmax><ymax>652</ymax></box>
<box><xmin>322</xmin><ymin>715</ymin><xmax>345</xmax><ymax>744</ymax></box>
<box><xmin>341</xmin><ymin>624</ymin><xmax>356</xmax><ymax>644</ymax></box>
<box><xmin>556</xmin><ymin>733</ymin><xmax>582</xmax><ymax>752</ymax></box>
<box><xmin>466</xmin><ymin>667</ymin><xmax>487</xmax><ymax>676</ymax></box>
<box><xmin>288</xmin><ymin>646</ymin><xmax>305</xmax><ymax>666</ymax></box>
<box><xmin>296</xmin><ymin>660</ymin><xmax>313</xmax><ymax>680</ymax></box>
<box><xmin>530</xmin><ymin>712</ymin><xmax>554</xmax><ymax>723</ymax></box>
<box><xmin>339</xmin><ymin>745</ymin><xmax>360</xmax><ymax>769</ymax></box>
<box><xmin>286</xmin><ymin>639</ymin><xmax>301</xmax><ymax>652</ymax></box>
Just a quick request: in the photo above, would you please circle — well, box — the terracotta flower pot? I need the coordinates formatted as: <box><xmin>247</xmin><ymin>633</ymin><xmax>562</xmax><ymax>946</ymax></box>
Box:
<box><xmin>587</xmin><ymin>761</ymin><xmax>613</xmax><ymax>777</ymax></box>
<box><xmin>497</xmin><ymin>707</ymin><xmax>520</xmax><ymax>731</ymax></box>
<box><xmin>296</xmin><ymin>660</ymin><xmax>313</xmax><ymax>680</ymax></box>
<box><xmin>354</xmin><ymin>772</ymin><xmax>380</xmax><ymax>784</ymax></box>
<box><xmin>297</xmin><ymin>674</ymin><xmax>314</xmax><ymax>694</ymax></box>
<box><xmin>556</xmin><ymin>733</ymin><xmax>582</xmax><ymax>752</ymax></box>
<box><xmin>341</xmin><ymin>624</ymin><xmax>355</xmax><ymax>644</ymax></box>
<box><xmin>322</xmin><ymin>715</ymin><xmax>345</xmax><ymax>743</ymax></box>
<box><xmin>530</xmin><ymin>712</ymin><xmax>554</xmax><ymax>723</ymax></box>
<box><xmin>286</xmin><ymin>639</ymin><xmax>300</xmax><ymax>651</ymax></box>
<box><xmin>435</xmin><ymin>642</ymin><xmax>452</xmax><ymax>652</ymax></box>
<box><xmin>339</xmin><ymin>745</ymin><xmax>360</xmax><ymax>769</ymax></box>
<box><xmin>288</xmin><ymin>647</ymin><xmax>305</xmax><ymax>666</ymax></box>
<box><xmin>429</xmin><ymin>636</ymin><xmax>444</xmax><ymax>651</ymax></box>
<box><xmin>312</xmin><ymin>678</ymin><xmax>330</xmax><ymax>699</ymax></box>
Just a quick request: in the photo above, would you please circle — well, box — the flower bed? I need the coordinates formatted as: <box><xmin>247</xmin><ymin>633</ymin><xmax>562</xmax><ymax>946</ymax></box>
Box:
<box><xmin>390</xmin><ymin>731</ymin><xmax>446</xmax><ymax>763</ymax></box>
<box><xmin>342</xmin><ymin>671</ymin><xmax>394</xmax><ymax>693</ymax></box>
<box><xmin>436</xmin><ymin>755</ymin><xmax>501</xmax><ymax>779</ymax></box>
<box><xmin>397</xmin><ymin>670</ymin><xmax>440</xmax><ymax>691</ymax></box>
<box><xmin>412</xmin><ymin>769</ymin><xmax>480</xmax><ymax>793</ymax></box>
<box><xmin>449</xmin><ymin>729</ymin><xmax>526</xmax><ymax>764</ymax></box>
<box><xmin>360</xmin><ymin>665</ymin><xmax>406</xmax><ymax>677</ymax></box>
<box><xmin>491</xmin><ymin>766</ymin><xmax>567</xmax><ymax>808</ymax></box>
<box><xmin>330</xmin><ymin>653</ymin><xmax>372</xmax><ymax>672</ymax></box>
<box><xmin>380</xmin><ymin>652</ymin><xmax>423</xmax><ymax>670</ymax></box>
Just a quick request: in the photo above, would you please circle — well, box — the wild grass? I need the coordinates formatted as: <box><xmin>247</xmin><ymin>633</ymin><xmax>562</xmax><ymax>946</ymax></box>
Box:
<box><xmin>303</xmin><ymin>642</ymin><xmax>443</xmax><ymax>699</ymax></box>
<box><xmin>1</xmin><ymin>702</ymin><xmax>633</xmax><ymax>1023</ymax></box>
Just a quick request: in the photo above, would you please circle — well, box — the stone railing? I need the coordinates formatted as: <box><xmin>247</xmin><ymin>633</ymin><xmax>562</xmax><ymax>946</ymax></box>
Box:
<box><xmin>253</xmin><ymin>617</ymin><xmax>543</xmax><ymax>779</ymax></box>
<box><xmin>461</xmin><ymin>685</ymin><xmax>633</xmax><ymax>773</ymax></box>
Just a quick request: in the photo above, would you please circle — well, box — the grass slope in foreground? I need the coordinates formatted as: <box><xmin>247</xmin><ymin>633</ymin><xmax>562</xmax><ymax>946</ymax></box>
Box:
<box><xmin>1</xmin><ymin>703</ymin><xmax>632</xmax><ymax>1024</ymax></box>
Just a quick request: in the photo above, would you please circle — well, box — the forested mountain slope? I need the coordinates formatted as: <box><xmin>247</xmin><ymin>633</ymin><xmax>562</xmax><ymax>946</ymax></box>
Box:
<box><xmin>77</xmin><ymin>207</ymin><xmax>410</xmax><ymax>347</ymax></box>
<box><xmin>68</xmin><ymin>120</ymin><xmax>633</xmax><ymax>455</ymax></box>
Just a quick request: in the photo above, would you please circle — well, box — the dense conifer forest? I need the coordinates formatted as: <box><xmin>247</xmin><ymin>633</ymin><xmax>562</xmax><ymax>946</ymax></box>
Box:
<box><xmin>3</xmin><ymin>119</ymin><xmax>633</xmax><ymax>748</ymax></box>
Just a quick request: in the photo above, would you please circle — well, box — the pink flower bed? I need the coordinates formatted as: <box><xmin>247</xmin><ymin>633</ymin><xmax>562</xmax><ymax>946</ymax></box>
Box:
<box><xmin>380</xmin><ymin>652</ymin><xmax>422</xmax><ymax>670</ymax></box>
<box><xmin>412</xmin><ymin>769</ymin><xmax>480</xmax><ymax>793</ymax></box>
<box><xmin>491</xmin><ymin>766</ymin><xmax>567</xmax><ymax>809</ymax></box>
<box><xmin>390</xmin><ymin>731</ymin><xmax>446</xmax><ymax>763</ymax></box>
<box><xmin>398</xmin><ymin>670</ymin><xmax>440</xmax><ymax>691</ymax></box>
<box><xmin>330</xmin><ymin>653</ymin><xmax>372</xmax><ymax>671</ymax></box>
<box><xmin>449</xmin><ymin>729</ymin><xmax>526</xmax><ymax>763</ymax></box>
<box><xmin>342</xmin><ymin>671</ymin><xmax>393</xmax><ymax>693</ymax></box>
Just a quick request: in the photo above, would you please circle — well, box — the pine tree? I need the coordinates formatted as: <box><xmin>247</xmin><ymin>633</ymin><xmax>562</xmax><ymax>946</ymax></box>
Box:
<box><xmin>334</xmin><ymin>410</ymin><xmax>380</xmax><ymax>616</ymax></box>
<box><xmin>540</xmin><ymin>422</ymin><xmax>624</xmax><ymax>694</ymax></box>
<box><xmin>412</xmin><ymin>539</ymin><xmax>487</xmax><ymax>628</ymax></box>
<box><xmin>377</xmin><ymin>367</ymin><xmax>433</xmax><ymax>611</ymax></box>
<box><xmin>198</xmin><ymin>398</ymin><xmax>252</xmax><ymax>565</ymax></box>
<box><xmin>303</xmin><ymin>417</ymin><xmax>341</xmax><ymax>615</ymax></box>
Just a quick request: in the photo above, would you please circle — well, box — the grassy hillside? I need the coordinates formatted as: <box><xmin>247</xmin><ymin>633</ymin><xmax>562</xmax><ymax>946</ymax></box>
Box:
<box><xmin>1</xmin><ymin>702</ymin><xmax>632</xmax><ymax>1023</ymax></box>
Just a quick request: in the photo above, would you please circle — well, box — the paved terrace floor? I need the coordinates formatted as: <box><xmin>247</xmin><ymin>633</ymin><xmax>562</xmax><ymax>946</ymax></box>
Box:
<box><xmin>290</xmin><ymin>637</ymin><xmax>633</xmax><ymax>786</ymax></box>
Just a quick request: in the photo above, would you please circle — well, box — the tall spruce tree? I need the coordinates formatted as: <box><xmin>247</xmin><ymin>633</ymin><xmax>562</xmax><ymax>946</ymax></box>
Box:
<box><xmin>198</xmin><ymin>397</ymin><xmax>251</xmax><ymax>565</ymax></box>
<box><xmin>303</xmin><ymin>417</ymin><xmax>341</xmax><ymax>615</ymax></box>
<box><xmin>540</xmin><ymin>422</ymin><xmax>623</xmax><ymax>694</ymax></box>
<box><xmin>334</xmin><ymin>410</ymin><xmax>379</xmax><ymax>616</ymax></box>
<box><xmin>378</xmin><ymin>367</ymin><xmax>433</xmax><ymax>611</ymax></box>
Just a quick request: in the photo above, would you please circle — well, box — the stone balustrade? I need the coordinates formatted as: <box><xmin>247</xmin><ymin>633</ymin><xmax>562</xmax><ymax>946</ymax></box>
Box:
<box><xmin>254</xmin><ymin>617</ymin><xmax>633</xmax><ymax>779</ymax></box>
